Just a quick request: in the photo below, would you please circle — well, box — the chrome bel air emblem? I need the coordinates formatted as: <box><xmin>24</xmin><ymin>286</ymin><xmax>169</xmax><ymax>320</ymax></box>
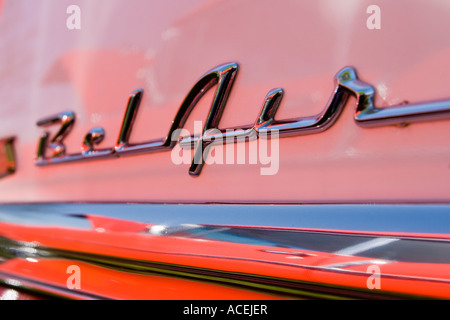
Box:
<box><xmin>35</xmin><ymin>63</ymin><xmax>450</xmax><ymax>176</ymax></box>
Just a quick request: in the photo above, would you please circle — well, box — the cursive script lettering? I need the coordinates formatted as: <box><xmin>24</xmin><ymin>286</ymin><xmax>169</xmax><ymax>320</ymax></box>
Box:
<box><xmin>35</xmin><ymin>63</ymin><xmax>450</xmax><ymax>176</ymax></box>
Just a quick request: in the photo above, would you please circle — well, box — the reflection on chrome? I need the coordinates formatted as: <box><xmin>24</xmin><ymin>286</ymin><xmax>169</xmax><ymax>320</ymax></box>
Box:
<box><xmin>35</xmin><ymin>63</ymin><xmax>450</xmax><ymax>176</ymax></box>
<box><xmin>36</xmin><ymin>111</ymin><xmax>75</xmax><ymax>160</ymax></box>
<box><xmin>0</xmin><ymin>289</ymin><xmax>19</xmax><ymax>300</ymax></box>
<box><xmin>0</xmin><ymin>288</ymin><xmax>19</xmax><ymax>300</ymax></box>
<box><xmin>5</xmin><ymin>279</ymin><xmax>22</xmax><ymax>287</ymax></box>
<box><xmin>82</xmin><ymin>127</ymin><xmax>106</xmax><ymax>155</ymax></box>
<box><xmin>337</xmin><ymin>67</ymin><xmax>450</xmax><ymax>126</ymax></box>
<box><xmin>147</xmin><ymin>224</ymin><xmax>201</xmax><ymax>236</ymax></box>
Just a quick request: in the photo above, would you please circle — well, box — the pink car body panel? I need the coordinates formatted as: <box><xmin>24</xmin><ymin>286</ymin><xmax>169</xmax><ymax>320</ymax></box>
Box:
<box><xmin>0</xmin><ymin>0</ymin><xmax>449</xmax><ymax>301</ymax></box>
<box><xmin>0</xmin><ymin>0</ymin><xmax>448</xmax><ymax>203</ymax></box>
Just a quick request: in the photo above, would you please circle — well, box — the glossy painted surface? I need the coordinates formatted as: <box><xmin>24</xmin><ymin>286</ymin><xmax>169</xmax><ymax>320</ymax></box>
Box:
<box><xmin>0</xmin><ymin>0</ymin><xmax>449</xmax><ymax>300</ymax></box>
<box><xmin>0</xmin><ymin>0</ymin><xmax>449</xmax><ymax>202</ymax></box>
<box><xmin>1</xmin><ymin>203</ymin><xmax>450</xmax><ymax>299</ymax></box>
